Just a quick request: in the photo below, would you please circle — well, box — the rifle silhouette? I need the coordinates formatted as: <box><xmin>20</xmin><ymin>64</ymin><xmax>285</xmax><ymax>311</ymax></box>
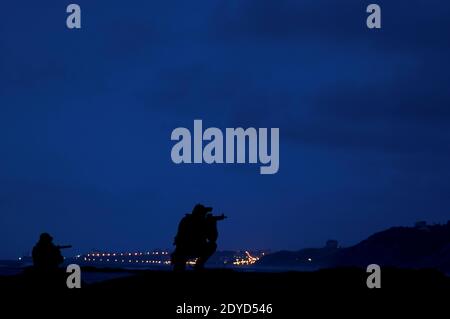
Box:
<box><xmin>207</xmin><ymin>213</ymin><xmax>227</xmax><ymax>221</ymax></box>
<box><xmin>56</xmin><ymin>245</ymin><xmax>72</xmax><ymax>249</ymax></box>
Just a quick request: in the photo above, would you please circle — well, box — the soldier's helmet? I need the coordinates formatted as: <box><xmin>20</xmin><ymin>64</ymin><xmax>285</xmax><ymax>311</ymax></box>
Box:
<box><xmin>192</xmin><ymin>204</ymin><xmax>213</xmax><ymax>216</ymax></box>
<box><xmin>39</xmin><ymin>232</ymin><xmax>53</xmax><ymax>243</ymax></box>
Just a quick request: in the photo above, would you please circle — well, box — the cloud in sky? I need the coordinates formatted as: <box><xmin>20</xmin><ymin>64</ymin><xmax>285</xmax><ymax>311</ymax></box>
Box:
<box><xmin>0</xmin><ymin>0</ymin><xmax>450</xmax><ymax>258</ymax></box>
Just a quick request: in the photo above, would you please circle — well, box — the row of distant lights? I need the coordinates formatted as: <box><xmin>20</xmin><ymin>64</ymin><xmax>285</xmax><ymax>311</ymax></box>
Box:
<box><xmin>85</xmin><ymin>251</ymin><xmax>170</xmax><ymax>257</ymax></box>
<box><xmin>83</xmin><ymin>257</ymin><xmax>171</xmax><ymax>265</ymax></box>
<box><xmin>83</xmin><ymin>251</ymin><xmax>170</xmax><ymax>264</ymax></box>
<box><xmin>82</xmin><ymin>257</ymin><xmax>199</xmax><ymax>266</ymax></box>
<box><xmin>80</xmin><ymin>251</ymin><xmax>264</xmax><ymax>267</ymax></box>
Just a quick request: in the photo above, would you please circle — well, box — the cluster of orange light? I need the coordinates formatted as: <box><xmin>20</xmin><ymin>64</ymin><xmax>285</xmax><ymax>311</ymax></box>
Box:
<box><xmin>232</xmin><ymin>251</ymin><xmax>259</xmax><ymax>266</ymax></box>
<box><xmin>186</xmin><ymin>258</ymin><xmax>198</xmax><ymax>266</ymax></box>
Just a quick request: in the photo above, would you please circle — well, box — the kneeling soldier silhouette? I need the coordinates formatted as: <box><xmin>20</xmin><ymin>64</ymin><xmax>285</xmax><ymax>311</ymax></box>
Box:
<box><xmin>171</xmin><ymin>204</ymin><xmax>227</xmax><ymax>271</ymax></box>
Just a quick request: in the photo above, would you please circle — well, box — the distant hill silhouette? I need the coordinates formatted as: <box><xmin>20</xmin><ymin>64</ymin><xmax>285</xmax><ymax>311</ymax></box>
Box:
<box><xmin>256</xmin><ymin>245</ymin><xmax>339</xmax><ymax>269</ymax></box>
<box><xmin>257</xmin><ymin>221</ymin><xmax>450</xmax><ymax>273</ymax></box>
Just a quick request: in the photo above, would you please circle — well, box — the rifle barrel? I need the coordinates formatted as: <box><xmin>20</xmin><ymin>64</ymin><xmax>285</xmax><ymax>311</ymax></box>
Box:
<box><xmin>57</xmin><ymin>245</ymin><xmax>72</xmax><ymax>249</ymax></box>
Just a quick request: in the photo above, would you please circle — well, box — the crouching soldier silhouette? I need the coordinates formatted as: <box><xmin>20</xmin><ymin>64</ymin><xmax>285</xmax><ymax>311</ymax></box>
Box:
<box><xmin>171</xmin><ymin>204</ymin><xmax>227</xmax><ymax>271</ymax></box>
<box><xmin>32</xmin><ymin>233</ymin><xmax>64</xmax><ymax>271</ymax></box>
<box><xmin>30</xmin><ymin>233</ymin><xmax>71</xmax><ymax>287</ymax></box>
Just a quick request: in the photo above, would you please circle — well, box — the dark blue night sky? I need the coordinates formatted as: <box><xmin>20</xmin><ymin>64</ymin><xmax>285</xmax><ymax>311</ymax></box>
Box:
<box><xmin>1</xmin><ymin>1</ymin><xmax>450</xmax><ymax>259</ymax></box>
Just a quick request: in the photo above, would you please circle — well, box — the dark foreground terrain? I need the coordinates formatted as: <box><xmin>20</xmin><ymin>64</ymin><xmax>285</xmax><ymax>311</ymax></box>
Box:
<box><xmin>1</xmin><ymin>267</ymin><xmax>449</xmax><ymax>315</ymax></box>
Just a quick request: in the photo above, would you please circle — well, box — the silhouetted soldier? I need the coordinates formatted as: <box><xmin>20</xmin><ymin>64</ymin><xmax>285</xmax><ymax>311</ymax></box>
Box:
<box><xmin>171</xmin><ymin>204</ymin><xmax>227</xmax><ymax>271</ymax></box>
<box><xmin>29</xmin><ymin>233</ymin><xmax>71</xmax><ymax>288</ymax></box>
<box><xmin>32</xmin><ymin>233</ymin><xmax>64</xmax><ymax>272</ymax></box>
